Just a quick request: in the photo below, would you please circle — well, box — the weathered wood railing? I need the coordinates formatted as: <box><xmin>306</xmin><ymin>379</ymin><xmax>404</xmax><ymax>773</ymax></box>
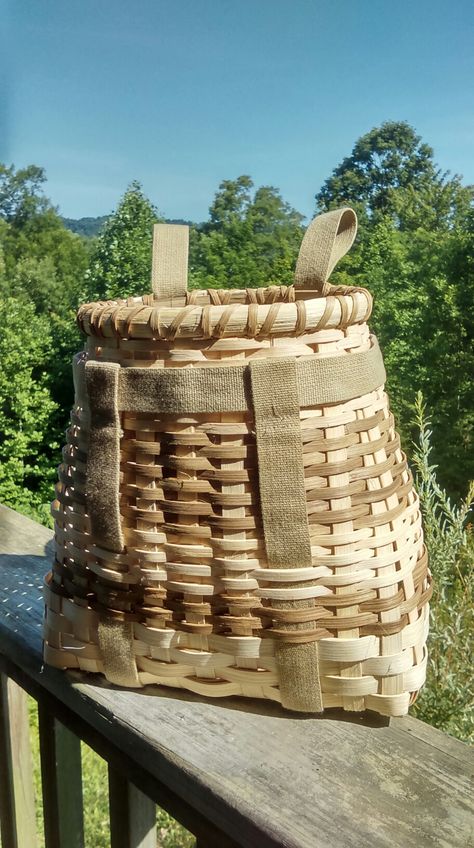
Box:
<box><xmin>0</xmin><ymin>504</ymin><xmax>472</xmax><ymax>848</ymax></box>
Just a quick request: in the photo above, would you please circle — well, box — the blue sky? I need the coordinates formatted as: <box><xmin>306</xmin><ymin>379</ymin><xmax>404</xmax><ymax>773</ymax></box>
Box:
<box><xmin>2</xmin><ymin>0</ymin><xmax>473</xmax><ymax>221</ymax></box>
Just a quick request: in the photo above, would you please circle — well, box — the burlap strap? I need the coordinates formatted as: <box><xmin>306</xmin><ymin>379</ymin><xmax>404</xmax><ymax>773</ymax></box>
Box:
<box><xmin>295</xmin><ymin>207</ymin><xmax>357</xmax><ymax>294</ymax></box>
<box><xmin>250</xmin><ymin>358</ymin><xmax>322</xmax><ymax>711</ymax></box>
<box><xmin>84</xmin><ymin>363</ymin><xmax>140</xmax><ymax>685</ymax></box>
<box><xmin>85</xmin><ymin>361</ymin><xmax>124</xmax><ymax>553</ymax></box>
<box><xmin>151</xmin><ymin>223</ymin><xmax>189</xmax><ymax>300</ymax></box>
<box><xmin>97</xmin><ymin>618</ymin><xmax>140</xmax><ymax>687</ymax></box>
<box><xmin>151</xmin><ymin>208</ymin><xmax>354</xmax><ymax>300</ymax></box>
<box><xmin>117</xmin><ymin>339</ymin><xmax>384</xmax><ymax>413</ymax></box>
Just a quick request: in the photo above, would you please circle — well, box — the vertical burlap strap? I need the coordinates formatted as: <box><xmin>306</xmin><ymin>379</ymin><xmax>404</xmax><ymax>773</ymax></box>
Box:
<box><xmin>98</xmin><ymin>618</ymin><xmax>140</xmax><ymax>687</ymax></box>
<box><xmin>85</xmin><ymin>361</ymin><xmax>123</xmax><ymax>553</ymax></box>
<box><xmin>86</xmin><ymin>363</ymin><xmax>139</xmax><ymax>687</ymax></box>
<box><xmin>295</xmin><ymin>207</ymin><xmax>357</xmax><ymax>294</ymax></box>
<box><xmin>249</xmin><ymin>357</ymin><xmax>323</xmax><ymax>712</ymax></box>
<box><xmin>151</xmin><ymin>223</ymin><xmax>189</xmax><ymax>300</ymax></box>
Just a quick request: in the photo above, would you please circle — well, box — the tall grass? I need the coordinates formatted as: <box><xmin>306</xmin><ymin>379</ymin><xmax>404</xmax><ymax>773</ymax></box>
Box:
<box><xmin>410</xmin><ymin>393</ymin><xmax>474</xmax><ymax>743</ymax></box>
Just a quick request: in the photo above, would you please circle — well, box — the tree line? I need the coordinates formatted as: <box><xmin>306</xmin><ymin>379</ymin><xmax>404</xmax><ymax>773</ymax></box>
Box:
<box><xmin>1</xmin><ymin>121</ymin><xmax>472</xmax><ymax>519</ymax></box>
<box><xmin>1</xmin><ymin>121</ymin><xmax>473</xmax><ymax>740</ymax></box>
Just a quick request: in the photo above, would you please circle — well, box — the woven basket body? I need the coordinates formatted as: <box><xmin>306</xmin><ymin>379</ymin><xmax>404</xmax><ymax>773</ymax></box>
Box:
<box><xmin>44</xmin><ymin>209</ymin><xmax>431</xmax><ymax>716</ymax></box>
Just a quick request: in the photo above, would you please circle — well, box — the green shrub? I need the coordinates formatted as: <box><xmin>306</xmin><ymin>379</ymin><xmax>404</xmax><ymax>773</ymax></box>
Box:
<box><xmin>410</xmin><ymin>393</ymin><xmax>474</xmax><ymax>742</ymax></box>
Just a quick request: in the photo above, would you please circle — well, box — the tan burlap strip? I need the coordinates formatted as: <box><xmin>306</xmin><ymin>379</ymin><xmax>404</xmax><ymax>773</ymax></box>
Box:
<box><xmin>87</xmin><ymin>363</ymin><xmax>140</xmax><ymax>686</ymax></box>
<box><xmin>249</xmin><ymin>357</ymin><xmax>322</xmax><ymax>712</ymax></box>
<box><xmin>117</xmin><ymin>338</ymin><xmax>385</xmax><ymax>414</ymax></box>
<box><xmin>97</xmin><ymin>618</ymin><xmax>141</xmax><ymax>687</ymax></box>
<box><xmin>295</xmin><ymin>207</ymin><xmax>357</xmax><ymax>294</ymax></box>
<box><xmin>250</xmin><ymin>358</ymin><xmax>312</xmax><ymax>568</ymax></box>
<box><xmin>151</xmin><ymin>223</ymin><xmax>189</xmax><ymax>300</ymax></box>
<box><xmin>85</xmin><ymin>361</ymin><xmax>124</xmax><ymax>553</ymax></box>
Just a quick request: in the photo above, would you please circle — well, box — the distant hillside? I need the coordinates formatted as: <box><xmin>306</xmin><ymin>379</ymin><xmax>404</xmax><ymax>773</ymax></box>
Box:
<box><xmin>62</xmin><ymin>216</ymin><xmax>109</xmax><ymax>237</ymax></box>
<box><xmin>62</xmin><ymin>215</ymin><xmax>196</xmax><ymax>237</ymax></box>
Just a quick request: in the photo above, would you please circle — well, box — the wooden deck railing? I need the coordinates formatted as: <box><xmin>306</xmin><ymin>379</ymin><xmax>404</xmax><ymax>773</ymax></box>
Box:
<box><xmin>0</xmin><ymin>503</ymin><xmax>472</xmax><ymax>848</ymax></box>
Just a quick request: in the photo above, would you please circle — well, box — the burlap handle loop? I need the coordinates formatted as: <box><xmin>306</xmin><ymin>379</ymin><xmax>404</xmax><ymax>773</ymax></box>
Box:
<box><xmin>151</xmin><ymin>223</ymin><xmax>189</xmax><ymax>300</ymax></box>
<box><xmin>295</xmin><ymin>207</ymin><xmax>358</xmax><ymax>294</ymax></box>
<box><xmin>152</xmin><ymin>211</ymin><xmax>355</xmax><ymax>300</ymax></box>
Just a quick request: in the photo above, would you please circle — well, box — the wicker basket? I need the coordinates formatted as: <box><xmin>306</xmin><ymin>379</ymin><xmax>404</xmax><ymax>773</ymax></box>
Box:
<box><xmin>44</xmin><ymin>207</ymin><xmax>431</xmax><ymax>715</ymax></box>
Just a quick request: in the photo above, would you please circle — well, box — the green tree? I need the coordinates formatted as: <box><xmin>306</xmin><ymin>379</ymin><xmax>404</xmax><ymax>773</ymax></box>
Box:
<box><xmin>316</xmin><ymin>121</ymin><xmax>440</xmax><ymax>221</ymax></box>
<box><xmin>0</xmin><ymin>163</ymin><xmax>90</xmax><ymax>313</ymax></box>
<box><xmin>0</xmin><ymin>164</ymin><xmax>90</xmax><ymax>520</ymax></box>
<box><xmin>190</xmin><ymin>176</ymin><xmax>304</xmax><ymax>288</ymax></box>
<box><xmin>0</xmin><ymin>163</ymin><xmax>51</xmax><ymax>225</ymax></box>
<box><xmin>208</xmin><ymin>175</ymin><xmax>253</xmax><ymax>229</ymax></box>
<box><xmin>319</xmin><ymin>123</ymin><xmax>474</xmax><ymax>496</ymax></box>
<box><xmin>316</xmin><ymin>121</ymin><xmax>437</xmax><ymax>217</ymax></box>
<box><xmin>390</xmin><ymin>174</ymin><xmax>473</xmax><ymax>232</ymax></box>
<box><xmin>84</xmin><ymin>181</ymin><xmax>160</xmax><ymax>301</ymax></box>
<box><xmin>0</xmin><ymin>297</ymin><xmax>57</xmax><ymax>522</ymax></box>
<box><xmin>1</xmin><ymin>207</ymin><xmax>90</xmax><ymax>312</ymax></box>
<box><xmin>344</xmin><ymin>213</ymin><xmax>474</xmax><ymax>496</ymax></box>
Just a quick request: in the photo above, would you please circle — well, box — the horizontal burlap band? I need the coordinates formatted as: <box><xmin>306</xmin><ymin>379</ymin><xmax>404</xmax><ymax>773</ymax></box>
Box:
<box><xmin>89</xmin><ymin>337</ymin><xmax>385</xmax><ymax>415</ymax></box>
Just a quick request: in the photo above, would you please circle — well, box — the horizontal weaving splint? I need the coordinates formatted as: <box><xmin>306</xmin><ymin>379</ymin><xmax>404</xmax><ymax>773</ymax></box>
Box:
<box><xmin>44</xmin><ymin>208</ymin><xmax>431</xmax><ymax>715</ymax></box>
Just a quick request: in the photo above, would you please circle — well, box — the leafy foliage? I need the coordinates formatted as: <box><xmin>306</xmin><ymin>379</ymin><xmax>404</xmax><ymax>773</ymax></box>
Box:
<box><xmin>411</xmin><ymin>395</ymin><xmax>474</xmax><ymax>742</ymax></box>
<box><xmin>346</xmin><ymin>214</ymin><xmax>474</xmax><ymax>496</ymax></box>
<box><xmin>323</xmin><ymin>128</ymin><xmax>474</xmax><ymax>497</ymax></box>
<box><xmin>84</xmin><ymin>181</ymin><xmax>160</xmax><ymax>301</ymax></box>
<box><xmin>0</xmin><ymin>164</ymin><xmax>51</xmax><ymax>225</ymax></box>
<box><xmin>0</xmin><ymin>297</ymin><xmax>57</xmax><ymax>523</ymax></box>
<box><xmin>190</xmin><ymin>176</ymin><xmax>304</xmax><ymax>288</ymax></box>
<box><xmin>1</xmin><ymin>210</ymin><xmax>90</xmax><ymax>314</ymax></box>
<box><xmin>62</xmin><ymin>215</ymin><xmax>110</xmax><ymax>238</ymax></box>
<box><xmin>315</xmin><ymin>121</ymin><xmax>438</xmax><ymax>220</ymax></box>
<box><xmin>0</xmin><ymin>164</ymin><xmax>89</xmax><ymax>522</ymax></box>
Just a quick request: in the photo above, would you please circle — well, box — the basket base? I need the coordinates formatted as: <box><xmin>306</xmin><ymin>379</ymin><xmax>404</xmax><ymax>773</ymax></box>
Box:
<box><xmin>43</xmin><ymin>573</ymin><xmax>428</xmax><ymax>718</ymax></box>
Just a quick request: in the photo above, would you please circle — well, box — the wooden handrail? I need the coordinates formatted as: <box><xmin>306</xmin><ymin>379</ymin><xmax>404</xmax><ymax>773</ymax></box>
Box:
<box><xmin>0</xmin><ymin>503</ymin><xmax>472</xmax><ymax>848</ymax></box>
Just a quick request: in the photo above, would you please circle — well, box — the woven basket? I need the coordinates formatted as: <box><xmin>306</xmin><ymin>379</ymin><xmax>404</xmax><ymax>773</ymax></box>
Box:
<box><xmin>44</xmin><ymin>207</ymin><xmax>431</xmax><ymax>716</ymax></box>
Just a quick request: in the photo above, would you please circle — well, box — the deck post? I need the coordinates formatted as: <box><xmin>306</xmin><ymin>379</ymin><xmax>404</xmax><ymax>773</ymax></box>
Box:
<box><xmin>108</xmin><ymin>765</ymin><xmax>157</xmax><ymax>848</ymax></box>
<box><xmin>0</xmin><ymin>674</ymin><xmax>37</xmax><ymax>848</ymax></box>
<box><xmin>38</xmin><ymin>704</ymin><xmax>84</xmax><ymax>848</ymax></box>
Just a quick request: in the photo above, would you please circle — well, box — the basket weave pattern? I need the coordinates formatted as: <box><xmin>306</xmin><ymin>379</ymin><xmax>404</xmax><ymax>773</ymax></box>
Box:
<box><xmin>44</xmin><ymin>210</ymin><xmax>431</xmax><ymax>716</ymax></box>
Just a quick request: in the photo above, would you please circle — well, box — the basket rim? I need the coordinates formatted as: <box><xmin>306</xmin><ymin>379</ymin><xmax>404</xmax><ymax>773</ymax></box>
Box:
<box><xmin>77</xmin><ymin>283</ymin><xmax>373</xmax><ymax>341</ymax></box>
